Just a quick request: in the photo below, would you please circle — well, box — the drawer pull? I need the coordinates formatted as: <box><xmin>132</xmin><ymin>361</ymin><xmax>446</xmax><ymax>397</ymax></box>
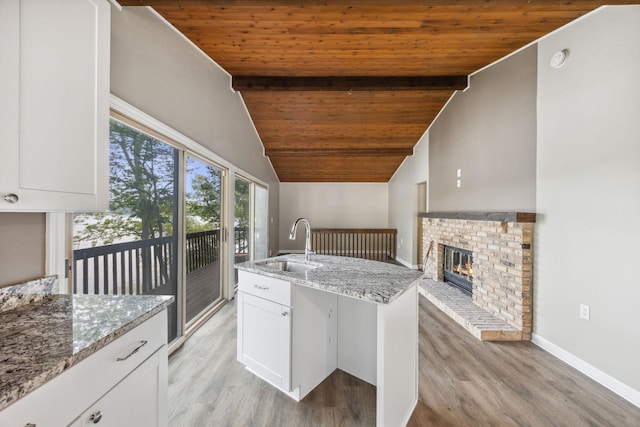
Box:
<box><xmin>89</xmin><ymin>411</ymin><xmax>103</xmax><ymax>423</ymax></box>
<box><xmin>116</xmin><ymin>340</ymin><xmax>148</xmax><ymax>361</ymax></box>
<box><xmin>254</xmin><ymin>284</ymin><xmax>269</xmax><ymax>290</ymax></box>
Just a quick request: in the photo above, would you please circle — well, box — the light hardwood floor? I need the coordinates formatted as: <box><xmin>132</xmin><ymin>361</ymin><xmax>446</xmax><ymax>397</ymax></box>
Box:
<box><xmin>168</xmin><ymin>296</ymin><xmax>640</xmax><ymax>426</ymax></box>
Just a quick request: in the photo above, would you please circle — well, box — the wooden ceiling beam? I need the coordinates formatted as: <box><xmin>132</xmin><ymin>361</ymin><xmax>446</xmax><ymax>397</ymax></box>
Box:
<box><xmin>233</xmin><ymin>76</ymin><xmax>467</xmax><ymax>92</ymax></box>
<box><xmin>265</xmin><ymin>147</ymin><xmax>413</xmax><ymax>156</ymax></box>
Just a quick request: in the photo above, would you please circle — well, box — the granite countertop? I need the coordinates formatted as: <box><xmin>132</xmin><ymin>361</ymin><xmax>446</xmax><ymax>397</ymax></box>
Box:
<box><xmin>0</xmin><ymin>283</ymin><xmax>173</xmax><ymax>412</ymax></box>
<box><xmin>236</xmin><ymin>254</ymin><xmax>423</xmax><ymax>304</ymax></box>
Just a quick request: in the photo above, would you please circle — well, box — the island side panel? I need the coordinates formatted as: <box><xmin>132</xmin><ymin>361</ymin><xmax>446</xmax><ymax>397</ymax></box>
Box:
<box><xmin>376</xmin><ymin>283</ymin><xmax>419</xmax><ymax>427</ymax></box>
<box><xmin>291</xmin><ymin>285</ymin><xmax>338</xmax><ymax>399</ymax></box>
<box><xmin>337</xmin><ymin>295</ymin><xmax>378</xmax><ymax>386</ymax></box>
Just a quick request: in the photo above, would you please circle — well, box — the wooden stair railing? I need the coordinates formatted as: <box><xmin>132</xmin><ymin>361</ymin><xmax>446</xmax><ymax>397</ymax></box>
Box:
<box><xmin>311</xmin><ymin>228</ymin><xmax>397</xmax><ymax>262</ymax></box>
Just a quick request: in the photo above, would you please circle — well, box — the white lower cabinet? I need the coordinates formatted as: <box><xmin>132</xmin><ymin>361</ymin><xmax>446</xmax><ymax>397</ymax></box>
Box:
<box><xmin>0</xmin><ymin>311</ymin><xmax>168</xmax><ymax>427</ymax></box>
<box><xmin>237</xmin><ymin>291</ymin><xmax>292</xmax><ymax>391</ymax></box>
<box><xmin>71</xmin><ymin>350</ymin><xmax>163</xmax><ymax>427</ymax></box>
<box><xmin>237</xmin><ymin>270</ymin><xmax>337</xmax><ymax>401</ymax></box>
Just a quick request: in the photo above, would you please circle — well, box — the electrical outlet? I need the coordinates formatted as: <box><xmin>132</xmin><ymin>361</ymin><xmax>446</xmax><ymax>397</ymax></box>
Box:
<box><xmin>456</xmin><ymin>179</ymin><xmax>461</xmax><ymax>188</ymax></box>
<box><xmin>579</xmin><ymin>304</ymin><xmax>590</xmax><ymax>320</ymax></box>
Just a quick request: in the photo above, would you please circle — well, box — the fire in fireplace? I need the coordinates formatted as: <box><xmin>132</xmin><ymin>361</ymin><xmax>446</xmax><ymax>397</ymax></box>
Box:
<box><xmin>443</xmin><ymin>245</ymin><xmax>473</xmax><ymax>295</ymax></box>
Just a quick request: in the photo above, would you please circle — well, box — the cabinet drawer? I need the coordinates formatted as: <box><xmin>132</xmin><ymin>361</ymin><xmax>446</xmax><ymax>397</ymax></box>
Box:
<box><xmin>238</xmin><ymin>270</ymin><xmax>291</xmax><ymax>306</ymax></box>
<box><xmin>89</xmin><ymin>309</ymin><xmax>166</xmax><ymax>388</ymax></box>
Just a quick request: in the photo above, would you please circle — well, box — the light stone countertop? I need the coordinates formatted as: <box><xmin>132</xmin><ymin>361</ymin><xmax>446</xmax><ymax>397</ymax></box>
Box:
<box><xmin>235</xmin><ymin>254</ymin><xmax>423</xmax><ymax>304</ymax></box>
<box><xmin>0</xmin><ymin>291</ymin><xmax>173</xmax><ymax>412</ymax></box>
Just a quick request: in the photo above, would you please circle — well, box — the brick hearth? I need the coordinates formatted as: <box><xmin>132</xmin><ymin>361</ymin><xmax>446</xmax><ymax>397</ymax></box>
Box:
<box><xmin>419</xmin><ymin>212</ymin><xmax>535</xmax><ymax>341</ymax></box>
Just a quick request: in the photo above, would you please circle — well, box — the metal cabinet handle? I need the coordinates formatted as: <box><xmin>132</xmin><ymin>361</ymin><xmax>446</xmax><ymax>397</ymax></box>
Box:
<box><xmin>254</xmin><ymin>284</ymin><xmax>269</xmax><ymax>290</ymax></box>
<box><xmin>25</xmin><ymin>423</ymin><xmax>36</xmax><ymax>427</ymax></box>
<box><xmin>116</xmin><ymin>340</ymin><xmax>148</xmax><ymax>361</ymax></box>
<box><xmin>3</xmin><ymin>193</ymin><xmax>18</xmax><ymax>203</ymax></box>
<box><xmin>89</xmin><ymin>411</ymin><xmax>103</xmax><ymax>424</ymax></box>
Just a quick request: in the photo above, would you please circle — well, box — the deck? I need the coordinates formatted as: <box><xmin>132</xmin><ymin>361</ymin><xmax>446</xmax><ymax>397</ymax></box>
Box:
<box><xmin>185</xmin><ymin>262</ymin><xmax>220</xmax><ymax>324</ymax></box>
<box><xmin>185</xmin><ymin>253</ymin><xmax>249</xmax><ymax>323</ymax></box>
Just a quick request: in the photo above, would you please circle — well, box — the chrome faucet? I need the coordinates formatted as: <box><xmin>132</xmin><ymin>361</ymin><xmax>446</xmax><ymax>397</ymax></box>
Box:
<box><xmin>289</xmin><ymin>218</ymin><xmax>313</xmax><ymax>261</ymax></box>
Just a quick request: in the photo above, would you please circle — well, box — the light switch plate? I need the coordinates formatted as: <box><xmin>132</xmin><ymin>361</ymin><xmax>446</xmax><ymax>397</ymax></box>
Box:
<box><xmin>580</xmin><ymin>304</ymin><xmax>590</xmax><ymax>320</ymax></box>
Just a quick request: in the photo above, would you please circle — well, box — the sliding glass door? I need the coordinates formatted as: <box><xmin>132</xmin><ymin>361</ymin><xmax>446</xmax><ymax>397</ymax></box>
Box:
<box><xmin>69</xmin><ymin>111</ymin><xmax>269</xmax><ymax>345</ymax></box>
<box><xmin>184</xmin><ymin>156</ymin><xmax>226</xmax><ymax>327</ymax></box>
<box><xmin>234</xmin><ymin>176</ymin><xmax>251</xmax><ymax>276</ymax></box>
<box><xmin>254</xmin><ymin>184</ymin><xmax>268</xmax><ymax>260</ymax></box>
<box><xmin>73</xmin><ymin>119</ymin><xmax>180</xmax><ymax>341</ymax></box>
<box><xmin>234</xmin><ymin>176</ymin><xmax>269</xmax><ymax>283</ymax></box>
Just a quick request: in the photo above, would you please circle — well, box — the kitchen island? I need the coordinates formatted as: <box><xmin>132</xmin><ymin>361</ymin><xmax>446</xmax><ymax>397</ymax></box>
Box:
<box><xmin>236</xmin><ymin>254</ymin><xmax>423</xmax><ymax>427</ymax></box>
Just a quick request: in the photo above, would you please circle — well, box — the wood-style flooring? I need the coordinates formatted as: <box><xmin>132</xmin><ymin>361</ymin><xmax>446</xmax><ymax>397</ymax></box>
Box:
<box><xmin>168</xmin><ymin>296</ymin><xmax>640</xmax><ymax>426</ymax></box>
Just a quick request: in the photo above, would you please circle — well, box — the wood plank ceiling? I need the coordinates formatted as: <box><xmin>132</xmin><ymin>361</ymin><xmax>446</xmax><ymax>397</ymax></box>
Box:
<box><xmin>118</xmin><ymin>1</ymin><xmax>635</xmax><ymax>182</ymax></box>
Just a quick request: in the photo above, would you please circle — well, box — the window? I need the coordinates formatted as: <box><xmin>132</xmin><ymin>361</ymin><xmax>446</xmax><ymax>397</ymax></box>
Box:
<box><xmin>65</xmin><ymin>102</ymin><xmax>269</xmax><ymax>347</ymax></box>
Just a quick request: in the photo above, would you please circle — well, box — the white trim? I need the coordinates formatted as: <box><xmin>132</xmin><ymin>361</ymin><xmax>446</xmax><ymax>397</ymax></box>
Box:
<box><xmin>531</xmin><ymin>333</ymin><xmax>640</xmax><ymax>409</ymax></box>
<box><xmin>470</xmin><ymin>6</ymin><xmax>608</xmax><ymax>77</ymax></box>
<box><xmin>110</xmin><ymin>94</ymin><xmax>268</xmax><ymax>189</ymax></box>
<box><xmin>226</xmin><ymin>172</ymin><xmax>236</xmax><ymax>301</ymax></box>
<box><xmin>395</xmin><ymin>256</ymin><xmax>418</xmax><ymax>270</ymax></box>
<box><xmin>389</xmin><ymin>91</ymin><xmax>456</xmax><ymax>182</ymax></box>
<box><xmin>401</xmin><ymin>6</ymin><xmax>611</xmax><ymax>188</ymax></box>
<box><xmin>45</xmin><ymin>213</ymin><xmax>67</xmax><ymax>294</ymax></box>
<box><xmin>108</xmin><ymin>0</ymin><xmax>122</xmax><ymax>12</ymax></box>
<box><xmin>238</xmin><ymin>92</ymin><xmax>280</xmax><ymax>180</ymax></box>
<box><xmin>137</xmin><ymin>7</ymin><xmax>280</xmax><ymax>182</ymax></box>
<box><xmin>145</xmin><ymin>7</ymin><xmax>232</xmax><ymax>80</ymax></box>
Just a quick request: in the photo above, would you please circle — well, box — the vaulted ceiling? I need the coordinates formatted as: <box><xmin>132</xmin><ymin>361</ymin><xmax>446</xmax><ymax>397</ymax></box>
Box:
<box><xmin>118</xmin><ymin>1</ymin><xmax>635</xmax><ymax>182</ymax></box>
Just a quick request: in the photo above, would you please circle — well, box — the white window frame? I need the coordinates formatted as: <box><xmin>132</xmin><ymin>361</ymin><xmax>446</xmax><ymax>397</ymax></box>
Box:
<box><xmin>46</xmin><ymin>95</ymin><xmax>269</xmax><ymax>319</ymax></box>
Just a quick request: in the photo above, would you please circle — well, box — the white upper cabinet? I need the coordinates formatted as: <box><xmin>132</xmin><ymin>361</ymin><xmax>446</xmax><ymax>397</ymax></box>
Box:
<box><xmin>0</xmin><ymin>0</ymin><xmax>110</xmax><ymax>212</ymax></box>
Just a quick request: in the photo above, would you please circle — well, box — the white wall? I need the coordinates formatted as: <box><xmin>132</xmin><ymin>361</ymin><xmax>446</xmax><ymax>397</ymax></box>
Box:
<box><xmin>429</xmin><ymin>45</ymin><xmax>537</xmax><ymax>212</ymax></box>
<box><xmin>279</xmin><ymin>183</ymin><xmax>388</xmax><ymax>253</ymax></box>
<box><xmin>390</xmin><ymin>44</ymin><xmax>537</xmax><ymax>269</ymax></box>
<box><xmin>388</xmin><ymin>132</ymin><xmax>429</xmax><ymax>267</ymax></box>
<box><xmin>535</xmin><ymin>6</ymin><xmax>640</xmax><ymax>398</ymax></box>
<box><xmin>110</xmin><ymin>7</ymin><xmax>280</xmax><ymax>255</ymax></box>
<box><xmin>0</xmin><ymin>213</ymin><xmax>45</xmax><ymax>287</ymax></box>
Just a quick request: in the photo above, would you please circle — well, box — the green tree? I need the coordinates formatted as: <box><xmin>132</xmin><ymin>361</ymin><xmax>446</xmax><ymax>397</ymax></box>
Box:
<box><xmin>74</xmin><ymin>119</ymin><xmax>176</xmax><ymax>246</ymax></box>
<box><xmin>234</xmin><ymin>178</ymin><xmax>250</xmax><ymax>227</ymax></box>
<box><xmin>185</xmin><ymin>158</ymin><xmax>222</xmax><ymax>233</ymax></box>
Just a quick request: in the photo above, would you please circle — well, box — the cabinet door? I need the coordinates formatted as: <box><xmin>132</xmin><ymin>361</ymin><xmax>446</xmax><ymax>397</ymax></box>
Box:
<box><xmin>238</xmin><ymin>292</ymin><xmax>292</xmax><ymax>391</ymax></box>
<box><xmin>0</xmin><ymin>0</ymin><xmax>109</xmax><ymax>212</ymax></box>
<box><xmin>77</xmin><ymin>351</ymin><xmax>162</xmax><ymax>427</ymax></box>
<box><xmin>291</xmin><ymin>285</ymin><xmax>338</xmax><ymax>400</ymax></box>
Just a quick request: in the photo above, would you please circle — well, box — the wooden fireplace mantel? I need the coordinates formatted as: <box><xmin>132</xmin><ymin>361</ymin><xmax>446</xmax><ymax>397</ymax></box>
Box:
<box><xmin>418</xmin><ymin>212</ymin><xmax>536</xmax><ymax>223</ymax></box>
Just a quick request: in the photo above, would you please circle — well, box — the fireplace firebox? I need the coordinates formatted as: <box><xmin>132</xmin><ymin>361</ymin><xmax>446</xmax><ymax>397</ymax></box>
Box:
<box><xmin>443</xmin><ymin>245</ymin><xmax>473</xmax><ymax>295</ymax></box>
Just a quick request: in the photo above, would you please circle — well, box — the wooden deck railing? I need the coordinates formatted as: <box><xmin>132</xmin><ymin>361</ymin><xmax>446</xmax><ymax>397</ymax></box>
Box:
<box><xmin>73</xmin><ymin>227</ymin><xmax>249</xmax><ymax>295</ymax></box>
<box><xmin>311</xmin><ymin>228</ymin><xmax>397</xmax><ymax>262</ymax></box>
<box><xmin>185</xmin><ymin>229</ymin><xmax>220</xmax><ymax>273</ymax></box>
<box><xmin>73</xmin><ymin>236</ymin><xmax>175</xmax><ymax>295</ymax></box>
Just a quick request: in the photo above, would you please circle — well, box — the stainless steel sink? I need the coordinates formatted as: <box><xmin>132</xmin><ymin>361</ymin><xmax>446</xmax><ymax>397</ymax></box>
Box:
<box><xmin>257</xmin><ymin>260</ymin><xmax>318</xmax><ymax>273</ymax></box>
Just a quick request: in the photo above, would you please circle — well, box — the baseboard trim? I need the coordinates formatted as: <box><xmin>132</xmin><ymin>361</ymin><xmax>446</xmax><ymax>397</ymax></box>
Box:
<box><xmin>531</xmin><ymin>333</ymin><xmax>640</xmax><ymax>409</ymax></box>
<box><xmin>395</xmin><ymin>257</ymin><xmax>418</xmax><ymax>269</ymax></box>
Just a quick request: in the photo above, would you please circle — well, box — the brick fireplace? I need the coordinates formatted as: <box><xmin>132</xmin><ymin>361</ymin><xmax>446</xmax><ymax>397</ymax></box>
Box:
<box><xmin>420</xmin><ymin>212</ymin><xmax>535</xmax><ymax>340</ymax></box>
